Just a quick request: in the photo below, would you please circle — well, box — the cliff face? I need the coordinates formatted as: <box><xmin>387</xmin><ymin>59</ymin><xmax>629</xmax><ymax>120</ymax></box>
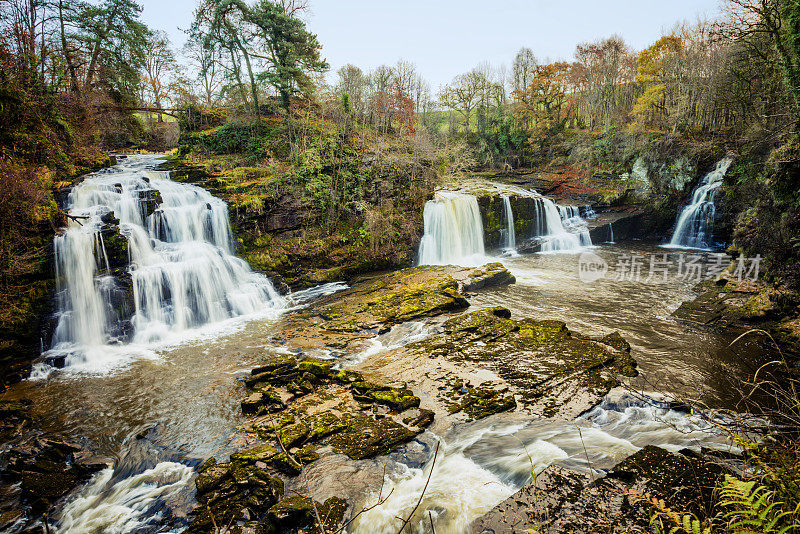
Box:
<box><xmin>161</xmin><ymin>153</ymin><xmax>437</xmax><ymax>289</ymax></box>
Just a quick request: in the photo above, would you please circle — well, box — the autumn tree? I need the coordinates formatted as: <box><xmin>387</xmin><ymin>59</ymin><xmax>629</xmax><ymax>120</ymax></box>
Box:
<box><xmin>572</xmin><ymin>35</ymin><xmax>637</xmax><ymax>129</ymax></box>
<box><xmin>514</xmin><ymin>62</ymin><xmax>574</xmax><ymax>153</ymax></box>
<box><xmin>631</xmin><ymin>35</ymin><xmax>683</xmax><ymax>129</ymax></box>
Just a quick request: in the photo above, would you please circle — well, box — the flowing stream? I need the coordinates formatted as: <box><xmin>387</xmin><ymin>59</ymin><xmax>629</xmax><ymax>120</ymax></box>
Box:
<box><xmin>666</xmin><ymin>157</ymin><xmax>733</xmax><ymax>249</ymax></box>
<box><xmin>0</xmin><ymin>161</ymin><xmax>760</xmax><ymax>533</ymax></box>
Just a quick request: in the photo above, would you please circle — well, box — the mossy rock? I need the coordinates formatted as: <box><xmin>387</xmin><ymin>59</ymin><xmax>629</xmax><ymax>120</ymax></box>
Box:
<box><xmin>298</xmin><ymin>358</ymin><xmax>334</xmax><ymax>377</ymax></box>
<box><xmin>310</xmin><ymin>266</ymin><xmax>470</xmax><ymax>332</ymax></box>
<box><xmin>230</xmin><ymin>445</ymin><xmax>280</xmax><ymax>466</ymax></box>
<box><xmin>334</xmin><ymin>369</ymin><xmax>363</xmax><ymax>384</ymax></box>
<box><xmin>416</xmin><ymin>307</ymin><xmax>638</xmax><ymax>418</ymax></box>
<box><xmin>195</xmin><ymin>458</ymin><xmax>231</xmax><ymax>493</ymax></box>
<box><xmin>267</xmin><ymin>495</ymin><xmax>347</xmax><ymax>533</ymax></box>
<box><xmin>278</xmin><ymin>422</ymin><xmax>310</xmax><ymax>449</ymax></box>
<box><xmin>452</xmin><ymin>387</ymin><xmax>517</xmax><ymax>420</ymax></box>
<box><xmin>351</xmin><ymin>382</ymin><xmax>420</xmax><ymax>412</ymax></box>
<box><xmin>329</xmin><ymin>414</ymin><xmax>421</xmax><ymax>460</ymax></box>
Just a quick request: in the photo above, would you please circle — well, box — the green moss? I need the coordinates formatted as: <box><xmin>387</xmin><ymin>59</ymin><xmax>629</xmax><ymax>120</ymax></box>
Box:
<box><xmin>298</xmin><ymin>358</ymin><xmax>334</xmax><ymax>377</ymax></box>
<box><xmin>351</xmin><ymin>382</ymin><xmax>420</xmax><ymax>412</ymax></box>
<box><xmin>329</xmin><ymin>414</ymin><xmax>421</xmax><ymax>460</ymax></box>
<box><xmin>451</xmin><ymin>387</ymin><xmax>517</xmax><ymax>420</ymax></box>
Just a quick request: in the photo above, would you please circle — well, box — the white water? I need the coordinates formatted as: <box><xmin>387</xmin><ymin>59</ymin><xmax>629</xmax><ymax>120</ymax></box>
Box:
<box><xmin>500</xmin><ymin>195</ymin><xmax>516</xmax><ymax>253</ymax></box>
<box><xmin>667</xmin><ymin>157</ymin><xmax>733</xmax><ymax>249</ymax></box>
<box><xmin>47</xmin><ymin>156</ymin><xmax>285</xmax><ymax>371</ymax></box>
<box><xmin>352</xmin><ymin>395</ymin><xmax>736</xmax><ymax>534</ymax></box>
<box><xmin>536</xmin><ymin>198</ymin><xmax>588</xmax><ymax>252</ymax></box>
<box><xmin>56</xmin><ymin>462</ymin><xmax>194</xmax><ymax>534</ymax></box>
<box><xmin>417</xmin><ymin>188</ymin><xmax>593</xmax><ymax>265</ymax></box>
<box><xmin>503</xmin><ymin>195</ymin><xmax>517</xmax><ymax>252</ymax></box>
<box><xmin>417</xmin><ymin>192</ymin><xmax>487</xmax><ymax>266</ymax></box>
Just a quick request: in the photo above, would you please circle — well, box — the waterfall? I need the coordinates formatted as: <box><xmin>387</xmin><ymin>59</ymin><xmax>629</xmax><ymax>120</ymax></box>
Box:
<box><xmin>608</xmin><ymin>223</ymin><xmax>615</xmax><ymax>244</ymax></box>
<box><xmin>417</xmin><ymin>192</ymin><xmax>485</xmax><ymax>266</ymax></box>
<box><xmin>501</xmin><ymin>195</ymin><xmax>516</xmax><ymax>252</ymax></box>
<box><xmin>667</xmin><ymin>157</ymin><xmax>733</xmax><ymax>249</ymax></box>
<box><xmin>535</xmin><ymin>198</ymin><xmax>591</xmax><ymax>251</ymax></box>
<box><xmin>48</xmin><ymin>156</ymin><xmax>284</xmax><ymax>367</ymax></box>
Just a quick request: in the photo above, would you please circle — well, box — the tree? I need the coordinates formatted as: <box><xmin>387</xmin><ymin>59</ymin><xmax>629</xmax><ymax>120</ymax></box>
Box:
<box><xmin>184</xmin><ymin>27</ymin><xmax>223</xmax><ymax>107</ymax></box>
<box><xmin>79</xmin><ymin>0</ymin><xmax>148</xmax><ymax>96</ymax></box>
<box><xmin>725</xmin><ymin>0</ymin><xmax>800</xmax><ymax>115</ymax></box>
<box><xmin>142</xmin><ymin>31</ymin><xmax>178</xmax><ymax>121</ymax></box>
<box><xmin>198</xmin><ymin>0</ymin><xmax>328</xmax><ymax>113</ymax></box>
<box><xmin>514</xmin><ymin>62</ymin><xmax>574</xmax><ymax>152</ymax></box>
<box><xmin>631</xmin><ymin>36</ymin><xmax>683</xmax><ymax>128</ymax></box>
<box><xmin>439</xmin><ymin>70</ymin><xmax>483</xmax><ymax>132</ymax></box>
<box><xmin>572</xmin><ymin>35</ymin><xmax>636</xmax><ymax>128</ymax></box>
<box><xmin>247</xmin><ymin>0</ymin><xmax>328</xmax><ymax>109</ymax></box>
<box><xmin>512</xmin><ymin>47</ymin><xmax>537</xmax><ymax>96</ymax></box>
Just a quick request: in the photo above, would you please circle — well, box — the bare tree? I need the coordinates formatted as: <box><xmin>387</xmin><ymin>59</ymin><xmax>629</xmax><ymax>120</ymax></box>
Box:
<box><xmin>439</xmin><ymin>70</ymin><xmax>484</xmax><ymax>132</ymax></box>
<box><xmin>142</xmin><ymin>30</ymin><xmax>178</xmax><ymax>121</ymax></box>
<box><xmin>512</xmin><ymin>47</ymin><xmax>538</xmax><ymax>96</ymax></box>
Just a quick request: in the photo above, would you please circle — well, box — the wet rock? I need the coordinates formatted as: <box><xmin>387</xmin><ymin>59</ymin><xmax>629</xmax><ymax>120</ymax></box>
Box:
<box><xmin>471</xmin><ymin>445</ymin><xmax>733</xmax><ymax>534</ymax></box>
<box><xmin>188</xmin><ymin>456</ymin><xmax>284</xmax><ymax>534</ymax></box>
<box><xmin>305</xmin><ymin>266</ymin><xmax>469</xmax><ymax>332</ymax></box>
<box><xmin>138</xmin><ymin>189</ymin><xmax>163</xmax><ymax>218</ymax></box>
<box><xmin>241</xmin><ymin>356</ymin><xmax>434</xmax><ymax>462</ymax></box>
<box><xmin>267</xmin><ymin>495</ymin><xmax>347</xmax><ymax>533</ymax></box>
<box><xmin>0</xmin><ymin>431</ymin><xmax>107</xmax><ymax>520</ymax></box>
<box><xmin>458</xmin><ymin>262</ymin><xmax>516</xmax><ymax>292</ymax></box>
<box><xmin>447</xmin><ymin>386</ymin><xmax>517</xmax><ymax>420</ymax></box>
<box><xmin>351</xmin><ymin>382</ymin><xmax>420</xmax><ymax>412</ymax></box>
<box><xmin>416</xmin><ymin>307</ymin><xmax>638</xmax><ymax>419</ymax></box>
<box><xmin>328</xmin><ymin>414</ymin><xmax>420</xmax><ymax>461</ymax></box>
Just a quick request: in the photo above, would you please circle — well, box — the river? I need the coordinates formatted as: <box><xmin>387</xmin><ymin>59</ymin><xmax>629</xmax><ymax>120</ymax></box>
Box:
<box><xmin>0</xmin><ymin>156</ymin><xmax>754</xmax><ymax>533</ymax></box>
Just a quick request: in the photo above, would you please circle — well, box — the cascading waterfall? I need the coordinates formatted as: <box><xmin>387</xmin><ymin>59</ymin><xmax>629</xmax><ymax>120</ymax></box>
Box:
<box><xmin>557</xmin><ymin>204</ymin><xmax>593</xmax><ymax>247</ymax></box>
<box><xmin>417</xmin><ymin>192</ymin><xmax>486</xmax><ymax>266</ymax></box>
<box><xmin>48</xmin><ymin>156</ymin><xmax>284</xmax><ymax>369</ymax></box>
<box><xmin>667</xmin><ymin>157</ymin><xmax>733</xmax><ymax>249</ymax></box>
<box><xmin>500</xmin><ymin>195</ymin><xmax>516</xmax><ymax>252</ymax></box>
<box><xmin>533</xmin><ymin>197</ymin><xmax>591</xmax><ymax>251</ymax></box>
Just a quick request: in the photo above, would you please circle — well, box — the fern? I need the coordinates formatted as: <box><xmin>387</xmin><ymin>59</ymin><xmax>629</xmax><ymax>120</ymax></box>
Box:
<box><xmin>625</xmin><ymin>489</ymin><xmax>711</xmax><ymax>534</ymax></box>
<box><xmin>720</xmin><ymin>475</ymin><xmax>799</xmax><ymax>534</ymax></box>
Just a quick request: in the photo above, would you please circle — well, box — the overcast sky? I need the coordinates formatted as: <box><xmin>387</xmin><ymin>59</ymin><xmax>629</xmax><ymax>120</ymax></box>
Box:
<box><xmin>139</xmin><ymin>0</ymin><xmax>723</xmax><ymax>89</ymax></box>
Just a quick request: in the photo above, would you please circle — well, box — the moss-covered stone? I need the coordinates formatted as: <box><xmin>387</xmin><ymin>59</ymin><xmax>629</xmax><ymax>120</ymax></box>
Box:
<box><xmin>298</xmin><ymin>358</ymin><xmax>334</xmax><ymax>377</ymax></box>
<box><xmin>307</xmin><ymin>266</ymin><xmax>470</xmax><ymax>332</ymax></box>
<box><xmin>351</xmin><ymin>382</ymin><xmax>420</xmax><ymax>412</ymax></box>
<box><xmin>449</xmin><ymin>386</ymin><xmax>517</xmax><ymax>420</ymax></box>
<box><xmin>267</xmin><ymin>495</ymin><xmax>347</xmax><ymax>533</ymax></box>
<box><xmin>416</xmin><ymin>307</ymin><xmax>638</xmax><ymax>418</ymax></box>
<box><xmin>329</xmin><ymin>414</ymin><xmax>420</xmax><ymax>461</ymax></box>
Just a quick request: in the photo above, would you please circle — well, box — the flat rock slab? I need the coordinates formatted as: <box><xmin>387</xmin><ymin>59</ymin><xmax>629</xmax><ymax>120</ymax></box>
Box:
<box><xmin>472</xmin><ymin>445</ymin><xmax>733</xmax><ymax>534</ymax></box>
<box><xmin>411</xmin><ymin>307</ymin><xmax>638</xmax><ymax>419</ymax></box>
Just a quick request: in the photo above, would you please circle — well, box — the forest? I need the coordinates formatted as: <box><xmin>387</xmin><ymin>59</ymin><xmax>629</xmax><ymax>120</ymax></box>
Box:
<box><xmin>1</xmin><ymin>0</ymin><xmax>800</xmax><ymax>533</ymax></box>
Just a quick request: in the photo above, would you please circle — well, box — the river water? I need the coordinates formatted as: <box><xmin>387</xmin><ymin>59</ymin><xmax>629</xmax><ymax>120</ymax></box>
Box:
<box><xmin>0</xmin><ymin>157</ymin><xmax>756</xmax><ymax>533</ymax></box>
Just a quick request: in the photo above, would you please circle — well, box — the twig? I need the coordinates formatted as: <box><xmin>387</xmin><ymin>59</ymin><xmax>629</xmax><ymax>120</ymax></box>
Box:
<box><xmin>396</xmin><ymin>440</ymin><xmax>440</xmax><ymax>534</ymax></box>
<box><xmin>331</xmin><ymin>465</ymin><xmax>394</xmax><ymax>534</ymax></box>
<box><xmin>428</xmin><ymin>510</ymin><xmax>436</xmax><ymax>533</ymax></box>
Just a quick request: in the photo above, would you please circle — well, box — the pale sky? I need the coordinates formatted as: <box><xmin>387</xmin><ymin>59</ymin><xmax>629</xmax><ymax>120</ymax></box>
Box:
<box><xmin>139</xmin><ymin>0</ymin><xmax>723</xmax><ymax>90</ymax></box>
